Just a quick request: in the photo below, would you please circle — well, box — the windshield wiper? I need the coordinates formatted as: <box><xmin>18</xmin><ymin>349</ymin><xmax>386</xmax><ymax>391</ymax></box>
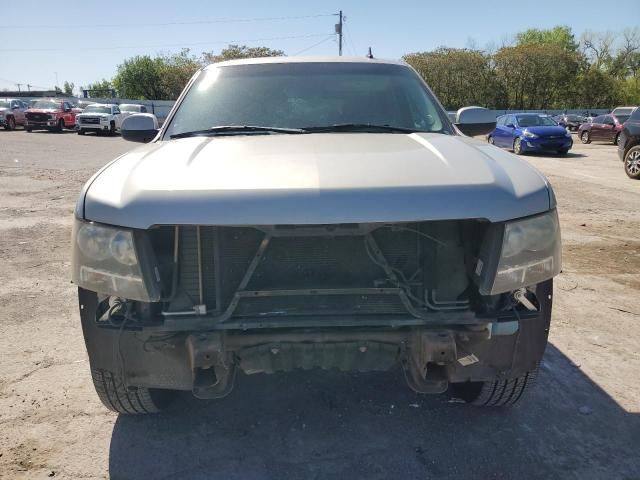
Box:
<box><xmin>302</xmin><ymin>123</ymin><xmax>419</xmax><ymax>134</ymax></box>
<box><xmin>170</xmin><ymin>125</ymin><xmax>306</xmax><ymax>139</ymax></box>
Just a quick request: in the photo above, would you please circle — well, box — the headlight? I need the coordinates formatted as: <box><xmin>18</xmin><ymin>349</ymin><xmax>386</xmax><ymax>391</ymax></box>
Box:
<box><xmin>475</xmin><ymin>210</ymin><xmax>561</xmax><ymax>295</ymax></box>
<box><xmin>49</xmin><ymin>114</ymin><xmax>57</xmax><ymax>120</ymax></box>
<box><xmin>72</xmin><ymin>220</ymin><xmax>161</xmax><ymax>301</ymax></box>
<box><xmin>523</xmin><ymin>130</ymin><xmax>538</xmax><ymax>139</ymax></box>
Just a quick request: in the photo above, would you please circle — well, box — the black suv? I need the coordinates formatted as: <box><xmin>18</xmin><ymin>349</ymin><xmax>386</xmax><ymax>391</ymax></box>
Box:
<box><xmin>618</xmin><ymin>107</ymin><xmax>640</xmax><ymax>179</ymax></box>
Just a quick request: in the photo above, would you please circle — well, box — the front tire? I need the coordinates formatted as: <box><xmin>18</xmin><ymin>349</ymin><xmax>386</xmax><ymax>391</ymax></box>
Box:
<box><xmin>91</xmin><ymin>368</ymin><xmax>175</xmax><ymax>414</ymax></box>
<box><xmin>614</xmin><ymin>133</ymin><xmax>620</xmax><ymax>146</ymax></box>
<box><xmin>77</xmin><ymin>129</ymin><xmax>85</xmax><ymax>135</ymax></box>
<box><xmin>5</xmin><ymin>116</ymin><xmax>16</xmax><ymax>130</ymax></box>
<box><xmin>450</xmin><ymin>367</ymin><xmax>539</xmax><ymax>407</ymax></box>
<box><xmin>56</xmin><ymin>119</ymin><xmax>64</xmax><ymax>133</ymax></box>
<box><xmin>513</xmin><ymin>137</ymin><xmax>524</xmax><ymax>155</ymax></box>
<box><xmin>580</xmin><ymin>131</ymin><xmax>591</xmax><ymax>144</ymax></box>
<box><xmin>488</xmin><ymin>135</ymin><xmax>494</xmax><ymax>145</ymax></box>
<box><xmin>624</xmin><ymin>146</ymin><xmax>640</xmax><ymax>180</ymax></box>
<box><xmin>108</xmin><ymin>121</ymin><xmax>116</xmax><ymax>136</ymax></box>
<box><xmin>557</xmin><ymin>149</ymin><xmax>569</xmax><ymax>156</ymax></box>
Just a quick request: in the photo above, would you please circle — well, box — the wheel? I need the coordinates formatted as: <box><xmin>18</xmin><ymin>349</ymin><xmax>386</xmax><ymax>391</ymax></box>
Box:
<box><xmin>487</xmin><ymin>135</ymin><xmax>494</xmax><ymax>145</ymax></box>
<box><xmin>56</xmin><ymin>119</ymin><xmax>64</xmax><ymax>133</ymax></box>
<box><xmin>557</xmin><ymin>149</ymin><xmax>569</xmax><ymax>156</ymax></box>
<box><xmin>450</xmin><ymin>367</ymin><xmax>539</xmax><ymax>407</ymax></box>
<box><xmin>614</xmin><ymin>133</ymin><xmax>620</xmax><ymax>146</ymax></box>
<box><xmin>580</xmin><ymin>131</ymin><xmax>591</xmax><ymax>144</ymax></box>
<box><xmin>108</xmin><ymin>121</ymin><xmax>116</xmax><ymax>136</ymax></box>
<box><xmin>77</xmin><ymin>129</ymin><xmax>85</xmax><ymax>135</ymax></box>
<box><xmin>25</xmin><ymin>127</ymin><xmax>32</xmax><ymax>132</ymax></box>
<box><xmin>5</xmin><ymin>116</ymin><xmax>16</xmax><ymax>130</ymax></box>
<box><xmin>91</xmin><ymin>368</ymin><xmax>175</xmax><ymax>414</ymax></box>
<box><xmin>513</xmin><ymin>137</ymin><xmax>524</xmax><ymax>155</ymax></box>
<box><xmin>624</xmin><ymin>146</ymin><xmax>640</xmax><ymax>180</ymax></box>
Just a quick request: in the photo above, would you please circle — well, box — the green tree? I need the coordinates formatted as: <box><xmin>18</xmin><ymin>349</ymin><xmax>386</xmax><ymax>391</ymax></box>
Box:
<box><xmin>516</xmin><ymin>25</ymin><xmax>579</xmax><ymax>52</ymax></box>
<box><xmin>202</xmin><ymin>44</ymin><xmax>284</xmax><ymax>64</ymax></box>
<box><xmin>63</xmin><ymin>81</ymin><xmax>75</xmax><ymax>95</ymax></box>
<box><xmin>112</xmin><ymin>56</ymin><xmax>164</xmax><ymax>99</ymax></box>
<box><xmin>85</xmin><ymin>79</ymin><xmax>113</xmax><ymax>97</ymax></box>
<box><xmin>404</xmin><ymin>48</ymin><xmax>506</xmax><ymax>109</ymax></box>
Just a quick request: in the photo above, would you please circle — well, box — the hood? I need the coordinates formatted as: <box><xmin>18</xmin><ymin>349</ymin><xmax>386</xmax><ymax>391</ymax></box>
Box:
<box><xmin>82</xmin><ymin>133</ymin><xmax>552</xmax><ymax>229</ymax></box>
<box><xmin>78</xmin><ymin>112</ymin><xmax>110</xmax><ymax>117</ymax></box>
<box><xmin>522</xmin><ymin>126</ymin><xmax>568</xmax><ymax>137</ymax></box>
<box><xmin>27</xmin><ymin>108</ymin><xmax>59</xmax><ymax>114</ymax></box>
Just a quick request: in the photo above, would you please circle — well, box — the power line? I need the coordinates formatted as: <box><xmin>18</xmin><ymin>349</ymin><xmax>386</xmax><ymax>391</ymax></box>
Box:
<box><xmin>0</xmin><ymin>13</ymin><xmax>337</xmax><ymax>30</ymax></box>
<box><xmin>292</xmin><ymin>35</ymin><xmax>335</xmax><ymax>55</ymax></box>
<box><xmin>0</xmin><ymin>33</ymin><xmax>332</xmax><ymax>53</ymax></box>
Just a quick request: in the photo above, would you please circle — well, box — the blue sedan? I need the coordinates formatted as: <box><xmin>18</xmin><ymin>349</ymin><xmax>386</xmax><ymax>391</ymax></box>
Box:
<box><xmin>488</xmin><ymin>113</ymin><xmax>573</xmax><ymax>155</ymax></box>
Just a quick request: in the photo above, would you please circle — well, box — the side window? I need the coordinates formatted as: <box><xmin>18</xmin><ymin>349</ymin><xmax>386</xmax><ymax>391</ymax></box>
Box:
<box><xmin>508</xmin><ymin>115</ymin><xmax>516</xmax><ymax>126</ymax></box>
<box><xmin>603</xmin><ymin>115</ymin><xmax>613</xmax><ymax>124</ymax></box>
<box><xmin>63</xmin><ymin>102</ymin><xmax>71</xmax><ymax>110</ymax></box>
<box><xmin>593</xmin><ymin>115</ymin><xmax>604</xmax><ymax>124</ymax></box>
<box><xmin>631</xmin><ymin>108</ymin><xmax>640</xmax><ymax>121</ymax></box>
<box><xmin>113</xmin><ymin>107</ymin><xmax>120</xmax><ymax>114</ymax></box>
<box><xmin>140</xmin><ymin>106</ymin><xmax>147</xmax><ymax>113</ymax></box>
<box><xmin>496</xmin><ymin>116</ymin><xmax>505</xmax><ymax>126</ymax></box>
<box><xmin>11</xmin><ymin>100</ymin><xmax>18</xmax><ymax>109</ymax></box>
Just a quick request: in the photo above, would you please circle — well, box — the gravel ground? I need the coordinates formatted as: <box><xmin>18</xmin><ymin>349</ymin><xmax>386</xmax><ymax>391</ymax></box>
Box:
<box><xmin>0</xmin><ymin>130</ymin><xmax>639</xmax><ymax>480</ymax></box>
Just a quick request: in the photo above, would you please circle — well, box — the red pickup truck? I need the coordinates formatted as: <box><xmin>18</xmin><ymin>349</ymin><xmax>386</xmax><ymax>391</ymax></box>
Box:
<box><xmin>25</xmin><ymin>98</ymin><xmax>77</xmax><ymax>132</ymax></box>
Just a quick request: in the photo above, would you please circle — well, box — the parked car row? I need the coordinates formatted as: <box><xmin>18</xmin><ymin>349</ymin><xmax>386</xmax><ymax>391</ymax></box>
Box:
<box><xmin>0</xmin><ymin>97</ymin><xmax>152</xmax><ymax>135</ymax></box>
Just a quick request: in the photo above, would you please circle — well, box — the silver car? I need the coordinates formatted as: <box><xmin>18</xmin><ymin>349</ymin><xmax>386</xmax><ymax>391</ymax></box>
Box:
<box><xmin>72</xmin><ymin>57</ymin><xmax>561</xmax><ymax>413</ymax></box>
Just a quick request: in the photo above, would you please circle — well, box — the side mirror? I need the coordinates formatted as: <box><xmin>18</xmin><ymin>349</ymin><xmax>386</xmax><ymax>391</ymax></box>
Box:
<box><xmin>505</xmin><ymin>123</ymin><xmax>515</xmax><ymax>129</ymax></box>
<box><xmin>454</xmin><ymin>106</ymin><xmax>496</xmax><ymax>136</ymax></box>
<box><xmin>121</xmin><ymin>114</ymin><xmax>159</xmax><ymax>143</ymax></box>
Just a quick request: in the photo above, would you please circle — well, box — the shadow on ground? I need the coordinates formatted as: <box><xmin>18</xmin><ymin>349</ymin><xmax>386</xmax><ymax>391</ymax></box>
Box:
<box><xmin>109</xmin><ymin>344</ymin><xmax>640</xmax><ymax>480</ymax></box>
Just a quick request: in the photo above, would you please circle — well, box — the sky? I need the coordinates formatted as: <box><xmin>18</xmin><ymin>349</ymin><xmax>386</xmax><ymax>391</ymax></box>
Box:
<box><xmin>1</xmin><ymin>0</ymin><xmax>638</xmax><ymax>94</ymax></box>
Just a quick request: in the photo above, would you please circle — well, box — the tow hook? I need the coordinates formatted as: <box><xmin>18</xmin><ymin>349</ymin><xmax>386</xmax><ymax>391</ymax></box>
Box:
<box><xmin>513</xmin><ymin>288</ymin><xmax>537</xmax><ymax>312</ymax></box>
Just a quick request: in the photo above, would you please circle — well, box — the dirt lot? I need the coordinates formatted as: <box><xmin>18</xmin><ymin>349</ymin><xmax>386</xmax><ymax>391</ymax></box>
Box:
<box><xmin>1</xmin><ymin>130</ymin><xmax>639</xmax><ymax>480</ymax></box>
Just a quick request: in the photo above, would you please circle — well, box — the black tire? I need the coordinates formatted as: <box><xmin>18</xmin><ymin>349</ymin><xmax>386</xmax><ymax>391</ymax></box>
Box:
<box><xmin>108</xmin><ymin>121</ymin><xmax>116</xmax><ymax>136</ymax></box>
<box><xmin>91</xmin><ymin>367</ymin><xmax>174</xmax><ymax>414</ymax></box>
<box><xmin>25</xmin><ymin>127</ymin><xmax>32</xmax><ymax>132</ymax></box>
<box><xmin>624</xmin><ymin>145</ymin><xmax>640</xmax><ymax>180</ymax></box>
<box><xmin>513</xmin><ymin>137</ymin><xmax>524</xmax><ymax>155</ymax></box>
<box><xmin>580</xmin><ymin>131</ymin><xmax>591</xmax><ymax>144</ymax></box>
<box><xmin>5</xmin><ymin>116</ymin><xmax>16</xmax><ymax>130</ymax></box>
<box><xmin>614</xmin><ymin>133</ymin><xmax>620</xmax><ymax>146</ymax></box>
<box><xmin>56</xmin><ymin>119</ymin><xmax>64</xmax><ymax>133</ymax></box>
<box><xmin>557</xmin><ymin>149</ymin><xmax>569</xmax><ymax>156</ymax></box>
<box><xmin>450</xmin><ymin>367</ymin><xmax>539</xmax><ymax>407</ymax></box>
<box><xmin>487</xmin><ymin>135</ymin><xmax>494</xmax><ymax>145</ymax></box>
<box><xmin>77</xmin><ymin>129</ymin><xmax>85</xmax><ymax>135</ymax></box>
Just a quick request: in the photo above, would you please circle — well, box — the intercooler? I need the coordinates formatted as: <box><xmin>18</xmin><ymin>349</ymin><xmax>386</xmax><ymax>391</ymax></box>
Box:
<box><xmin>162</xmin><ymin>223</ymin><xmax>470</xmax><ymax>323</ymax></box>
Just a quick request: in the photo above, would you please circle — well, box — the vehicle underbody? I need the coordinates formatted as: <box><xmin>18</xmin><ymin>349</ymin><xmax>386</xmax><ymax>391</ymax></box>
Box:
<box><xmin>79</xmin><ymin>220</ymin><xmax>552</xmax><ymax>403</ymax></box>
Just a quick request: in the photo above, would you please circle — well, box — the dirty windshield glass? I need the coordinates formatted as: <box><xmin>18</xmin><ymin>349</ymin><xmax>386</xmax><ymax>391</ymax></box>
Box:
<box><xmin>83</xmin><ymin>106</ymin><xmax>111</xmax><ymax>114</ymax></box>
<box><xmin>32</xmin><ymin>100</ymin><xmax>61</xmax><ymax>110</ymax></box>
<box><xmin>165</xmin><ymin>62</ymin><xmax>452</xmax><ymax>138</ymax></box>
<box><xmin>516</xmin><ymin>115</ymin><xmax>557</xmax><ymax>127</ymax></box>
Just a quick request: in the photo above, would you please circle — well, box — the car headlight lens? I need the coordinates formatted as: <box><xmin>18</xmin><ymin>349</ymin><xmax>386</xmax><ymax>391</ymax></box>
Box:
<box><xmin>49</xmin><ymin>114</ymin><xmax>57</xmax><ymax>120</ymax></box>
<box><xmin>475</xmin><ymin>210</ymin><xmax>561</xmax><ymax>295</ymax></box>
<box><xmin>72</xmin><ymin>220</ymin><xmax>160</xmax><ymax>301</ymax></box>
<box><xmin>523</xmin><ymin>130</ymin><xmax>538</xmax><ymax>139</ymax></box>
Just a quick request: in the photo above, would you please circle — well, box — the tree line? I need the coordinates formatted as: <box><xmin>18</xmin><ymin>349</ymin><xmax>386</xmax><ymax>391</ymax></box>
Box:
<box><xmin>81</xmin><ymin>26</ymin><xmax>639</xmax><ymax>110</ymax></box>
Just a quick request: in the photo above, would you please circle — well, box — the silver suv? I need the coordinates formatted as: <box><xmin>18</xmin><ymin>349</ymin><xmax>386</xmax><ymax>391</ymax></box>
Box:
<box><xmin>0</xmin><ymin>98</ymin><xmax>28</xmax><ymax>130</ymax></box>
<box><xmin>73</xmin><ymin>57</ymin><xmax>561</xmax><ymax>414</ymax></box>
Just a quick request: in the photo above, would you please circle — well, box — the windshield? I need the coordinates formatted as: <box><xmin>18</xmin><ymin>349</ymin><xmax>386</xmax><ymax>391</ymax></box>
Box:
<box><xmin>516</xmin><ymin>115</ymin><xmax>557</xmax><ymax>127</ymax></box>
<box><xmin>0</xmin><ymin>101</ymin><xmax>10</xmax><ymax>108</ymax></box>
<box><xmin>83</xmin><ymin>105</ymin><xmax>111</xmax><ymax>114</ymax></box>
<box><xmin>32</xmin><ymin>100</ymin><xmax>61</xmax><ymax>110</ymax></box>
<box><xmin>120</xmin><ymin>105</ymin><xmax>139</xmax><ymax>112</ymax></box>
<box><xmin>165</xmin><ymin>62</ymin><xmax>452</xmax><ymax>138</ymax></box>
<box><xmin>566</xmin><ymin>115</ymin><xmax>583</xmax><ymax>121</ymax></box>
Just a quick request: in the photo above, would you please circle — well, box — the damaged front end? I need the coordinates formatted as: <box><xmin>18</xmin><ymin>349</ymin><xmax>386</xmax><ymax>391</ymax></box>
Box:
<box><xmin>75</xmin><ymin>214</ymin><xmax>559</xmax><ymax>400</ymax></box>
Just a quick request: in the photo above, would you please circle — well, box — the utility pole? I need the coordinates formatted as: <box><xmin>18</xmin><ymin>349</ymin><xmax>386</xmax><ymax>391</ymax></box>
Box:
<box><xmin>16</xmin><ymin>83</ymin><xmax>22</xmax><ymax>93</ymax></box>
<box><xmin>335</xmin><ymin>10</ymin><xmax>343</xmax><ymax>56</ymax></box>
<box><xmin>26</xmin><ymin>84</ymin><xmax>32</xmax><ymax>92</ymax></box>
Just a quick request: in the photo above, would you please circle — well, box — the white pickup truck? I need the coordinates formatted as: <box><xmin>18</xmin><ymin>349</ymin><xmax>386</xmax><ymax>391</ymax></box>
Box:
<box><xmin>76</xmin><ymin>103</ymin><xmax>123</xmax><ymax>136</ymax></box>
